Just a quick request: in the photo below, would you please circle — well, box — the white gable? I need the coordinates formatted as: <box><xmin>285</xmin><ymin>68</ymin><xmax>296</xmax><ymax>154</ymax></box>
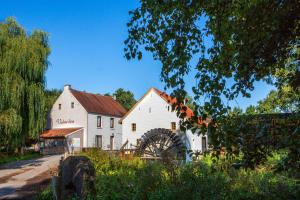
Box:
<box><xmin>121</xmin><ymin>88</ymin><xmax>207</xmax><ymax>153</ymax></box>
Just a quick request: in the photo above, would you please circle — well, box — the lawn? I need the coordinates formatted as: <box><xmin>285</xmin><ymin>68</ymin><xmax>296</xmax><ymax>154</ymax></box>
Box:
<box><xmin>0</xmin><ymin>151</ymin><xmax>42</xmax><ymax>166</ymax></box>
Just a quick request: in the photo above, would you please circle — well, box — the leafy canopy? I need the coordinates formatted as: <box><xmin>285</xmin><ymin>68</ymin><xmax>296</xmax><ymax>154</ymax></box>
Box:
<box><xmin>125</xmin><ymin>0</ymin><xmax>300</xmax><ymax>118</ymax></box>
<box><xmin>106</xmin><ymin>88</ymin><xmax>137</xmax><ymax>111</ymax></box>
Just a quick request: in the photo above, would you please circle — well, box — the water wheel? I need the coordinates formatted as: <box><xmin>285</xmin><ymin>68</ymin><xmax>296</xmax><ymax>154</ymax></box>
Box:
<box><xmin>136</xmin><ymin>128</ymin><xmax>186</xmax><ymax>160</ymax></box>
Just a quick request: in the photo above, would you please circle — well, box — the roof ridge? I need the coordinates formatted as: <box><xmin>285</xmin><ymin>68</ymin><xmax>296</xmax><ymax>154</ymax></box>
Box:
<box><xmin>70</xmin><ymin>88</ymin><xmax>107</xmax><ymax>97</ymax></box>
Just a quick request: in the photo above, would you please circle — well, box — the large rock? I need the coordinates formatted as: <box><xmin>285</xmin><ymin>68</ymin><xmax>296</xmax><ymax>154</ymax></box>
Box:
<box><xmin>58</xmin><ymin>156</ymin><xmax>95</xmax><ymax>199</ymax></box>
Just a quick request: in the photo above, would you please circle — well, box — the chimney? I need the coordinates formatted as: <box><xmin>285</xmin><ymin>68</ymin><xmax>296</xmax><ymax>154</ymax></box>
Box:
<box><xmin>113</xmin><ymin>95</ymin><xmax>117</xmax><ymax>100</ymax></box>
<box><xmin>64</xmin><ymin>84</ymin><xmax>71</xmax><ymax>91</ymax></box>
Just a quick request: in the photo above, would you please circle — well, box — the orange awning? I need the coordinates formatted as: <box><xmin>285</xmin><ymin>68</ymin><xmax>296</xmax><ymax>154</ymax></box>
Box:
<box><xmin>40</xmin><ymin>128</ymin><xmax>82</xmax><ymax>138</ymax></box>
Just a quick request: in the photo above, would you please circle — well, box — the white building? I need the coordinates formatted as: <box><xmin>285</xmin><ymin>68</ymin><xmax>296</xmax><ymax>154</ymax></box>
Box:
<box><xmin>120</xmin><ymin>88</ymin><xmax>208</xmax><ymax>154</ymax></box>
<box><xmin>40</xmin><ymin>85</ymin><xmax>127</xmax><ymax>153</ymax></box>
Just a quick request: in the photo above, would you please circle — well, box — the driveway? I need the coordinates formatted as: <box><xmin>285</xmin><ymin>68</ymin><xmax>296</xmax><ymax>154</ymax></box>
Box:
<box><xmin>0</xmin><ymin>154</ymin><xmax>62</xmax><ymax>199</ymax></box>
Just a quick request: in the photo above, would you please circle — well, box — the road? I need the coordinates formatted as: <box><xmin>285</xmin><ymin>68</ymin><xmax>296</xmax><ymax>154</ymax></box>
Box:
<box><xmin>0</xmin><ymin>154</ymin><xmax>62</xmax><ymax>200</ymax></box>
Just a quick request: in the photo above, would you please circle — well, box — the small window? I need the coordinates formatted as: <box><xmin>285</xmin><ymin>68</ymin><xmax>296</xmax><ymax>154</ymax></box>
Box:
<box><xmin>171</xmin><ymin>122</ymin><xmax>176</xmax><ymax>131</ymax></box>
<box><xmin>168</xmin><ymin>106</ymin><xmax>170</xmax><ymax>111</ymax></box>
<box><xmin>97</xmin><ymin>116</ymin><xmax>102</xmax><ymax>128</ymax></box>
<box><xmin>110</xmin><ymin>118</ymin><xmax>114</xmax><ymax>128</ymax></box>
<box><xmin>71</xmin><ymin>102</ymin><xmax>74</xmax><ymax>108</ymax></box>
<box><xmin>149</xmin><ymin>107</ymin><xmax>151</xmax><ymax>113</ymax></box>
<box><xmin>59</xmin><ymin>104</ymin><xmax>61</xmax><ymax>110</ymax></box>
<box><xmin>137</xmin><ymin>139</ymin><xmax>141</xmax><ymax>146</ymax></box>
<box><xmin>132</xmin><ymin>123</ymin><xmax>136</xmax><ymax>132</ymax></box>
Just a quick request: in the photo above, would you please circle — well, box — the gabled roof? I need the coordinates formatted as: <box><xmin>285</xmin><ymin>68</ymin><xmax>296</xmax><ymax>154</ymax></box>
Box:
<box><xmin>152</xmin><ymin>88</ymin><xmax>195</xmax><ymax>119</ymax></box>
<box><xmin>120</xmin><ymin>87</ymin><xmax>203</xmax><ymax>123</ymax></box>
<box><xmin>40</xmin><ymin>128</ymin><xmax>83</xmax><ymax>138</ymax></box>
<box><xmin>70</xmin><ymin>89</ymin><xmax>127</xmax><ymax>117</ymax></box>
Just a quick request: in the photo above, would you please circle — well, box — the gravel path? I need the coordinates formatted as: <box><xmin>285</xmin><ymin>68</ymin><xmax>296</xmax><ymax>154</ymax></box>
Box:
<box><xmin>0</xmin><ymin>154</ymin><xmax>62</xmax><ymax>199</ymax></box>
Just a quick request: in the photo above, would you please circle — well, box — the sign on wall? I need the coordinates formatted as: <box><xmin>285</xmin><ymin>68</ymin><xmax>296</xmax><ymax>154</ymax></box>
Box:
<box><xmin>56</xmin><ymin>119</ymin><xmax>75</xmax><ymax>124</ymax></box>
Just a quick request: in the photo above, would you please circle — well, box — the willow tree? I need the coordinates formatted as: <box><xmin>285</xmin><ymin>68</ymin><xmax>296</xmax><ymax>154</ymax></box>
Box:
<box><xmin>0</xmin><ymin>18</ymin><xmax>50</xmax><ymax>152</ymax></box>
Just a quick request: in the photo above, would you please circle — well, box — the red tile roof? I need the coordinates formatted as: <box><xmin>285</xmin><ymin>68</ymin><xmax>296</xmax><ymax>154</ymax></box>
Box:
<box><xmin>70</xmin><ymin>89</ymin><xmax>127</xmax><ymax>117</ymax></box>
<box><xmin>120</xmin><ymin>88</ymin><xmax>205</xmax><ymax>125</ymax></box>
<box><xmin>152</xmin><ymin>88</ymin><xmax>204</xmax><ymax>124</ymax></box>
<box><xmin>40</xmin><ymin>128</ymin><xmax>82</xmax><ymax>138</ymax></box>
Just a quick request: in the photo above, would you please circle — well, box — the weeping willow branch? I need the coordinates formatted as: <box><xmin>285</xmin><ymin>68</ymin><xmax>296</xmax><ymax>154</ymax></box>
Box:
<box><xmin>0</xmin><ymin>17</ymin><xmax>50</xmax><ymax>152</ymax></box>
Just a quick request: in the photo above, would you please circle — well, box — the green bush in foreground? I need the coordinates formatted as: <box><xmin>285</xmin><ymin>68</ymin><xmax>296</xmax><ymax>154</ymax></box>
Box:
<box><xmin>81</xmin><ymin>149</ymin><xmax>299</xmax><ymax>200</ymax></box>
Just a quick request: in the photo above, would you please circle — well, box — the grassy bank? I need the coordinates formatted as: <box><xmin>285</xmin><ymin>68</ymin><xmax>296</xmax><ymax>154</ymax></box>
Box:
<box><xmin>0</xmin><ymin>151</ymin><xmax>41</xmax><ymax>166</ymax></box>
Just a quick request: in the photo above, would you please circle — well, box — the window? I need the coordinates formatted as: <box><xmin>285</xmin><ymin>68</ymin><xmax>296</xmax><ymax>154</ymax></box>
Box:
<box><xmin>202</xmin><ymin>137</ymin><xmax>207</xmax><ymax>152</ymax></box>
<box><xmin>167</xmin><ymin>106</ymin><xmax>170</xmax><ymax>111</ymax></box>
<box><xmin>71</xmin><ymin>102</ymin><xmax>74</xmax><ymax>108</ymax></box>
<box><xmin>132</xmin><ymin>123</ymin><xmax>136</xmax><ymax>132</ymax></box>
<box><xmin>110</xmin><ymin>118</ymin><xmax>114</xmax><ymax>128</ymax></box>
<box><xmin>136</xmin><ymin>139</ymin><xmax>141</xmax><ymax>146</ymax></box>
<box><xmin>59</xmin><ymin>104</ymin><xmax>61</xmax><ymax>110</ymax></box>
<box><xmin>171</xmin><ymin>122</ymin><xmax>176</xmax><ymax>131</ymax></box>
<box><xmin>97</xmin><ymin>116</ymin><xmax>102</xmax><ymax>128</ymax></box>
<box><xmin>149</xmin><ymin>107</ymin><xmax>151</xmax><ymax>113</ymax></box>
<box><xmin>95</xmin><ymin>135</ymin><xmax>102</xmax><ymax>148</ymax></box>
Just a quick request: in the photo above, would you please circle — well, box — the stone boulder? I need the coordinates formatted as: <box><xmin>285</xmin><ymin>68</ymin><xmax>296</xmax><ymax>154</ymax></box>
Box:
<box><xmin>57</xmin><ymin>156</ymin><xmax>96</xmax><ymax>199</ymax></box>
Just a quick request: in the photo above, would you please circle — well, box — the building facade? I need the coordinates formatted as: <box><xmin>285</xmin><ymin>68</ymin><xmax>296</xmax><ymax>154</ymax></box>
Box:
<box><xmin>40</xmin><ymin>85</ymin><xmax>127</xmax><ymax>153</ymax></box>
<box><xmin>120</xmin><ymin>88</ymin><xmax>208</xmax><ymax>153</ymax></box>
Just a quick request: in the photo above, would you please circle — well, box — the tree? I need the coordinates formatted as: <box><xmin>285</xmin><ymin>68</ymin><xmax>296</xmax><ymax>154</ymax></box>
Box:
<box><xmin>125</xmin><ymin>1</ymin><xmax>300</xmax><ymax>170</ymax></box>
<box><xmin>44</xmin><ymin>89</ymin><xmax>61</xmax><ymax>117</ymax></box>
<box><xmin>245</xmin><ymin>86</ymin><xmax>300</xmax><ymax>114</ymax></box>
<box><xmin>0</xmin><ymin>18</ymin><xmax>50</xmax><ymax>152</ymax></box>
<box><xmin>112</xmin><ymin>88</ymin><xmax>136</xmax><ymax>110</ymax></box>
<box><xmin>185</xmin><ymin>94</ymin><xmax>195</xmax><ymax>111</ymax></box>
<box><xmin>125</xmin><ymin>0</ymin><xmax>300</xmax><ymax>118</ymax></box>
<box><xmin>245</xmin><ymin>105</ymin><xmax>257</xmax><ymax>115</ymax></box>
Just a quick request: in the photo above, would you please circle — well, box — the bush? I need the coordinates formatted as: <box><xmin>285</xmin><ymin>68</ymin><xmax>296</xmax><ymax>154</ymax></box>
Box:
<box><xmin>81</xmin><ymin>149</ymin><xmax>299</xmax><ymax>200</ymax></box>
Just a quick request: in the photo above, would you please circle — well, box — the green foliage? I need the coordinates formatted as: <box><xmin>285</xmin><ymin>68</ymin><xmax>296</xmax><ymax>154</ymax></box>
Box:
<box><xmin>208</xmin><ymin>113</ymin><xmax>300</xmax><ymax>172</ymax></box>
<box><xmin>246</xmin><ymin>86</ymin><xmax>300</xmax><ymax>114</ymax></box>
<box><xmin>125</xmin><ymin>0</ymin><xmax>300</xmax><ymax>117</ymax></box>
<box><xmin>81</xmin><ymin>150</ymin><xmax>299</xmax><ymax>200</ymax></box>
<box><xmin>112</xmin><ymin>88</ymin><xmax>136</xmax><ymax>110</ymax></box>
<box><xmin>36</xmin><ymin>184</ymin><xmax>52</xmax><ymax>200</ymax></box>
<box><xmin>0</xmin><ymin>17</ymin><xmax>50</xmax><ymax>152</ymax></box>
<box><xmin>125</xmin><ymin>0</ymin><xmax>300</xmax><ymax>173</ymax></box>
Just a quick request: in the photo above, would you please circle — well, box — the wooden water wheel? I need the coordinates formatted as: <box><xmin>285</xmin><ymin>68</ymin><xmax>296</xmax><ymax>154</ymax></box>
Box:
<box><xmin>136</xmin><ymin>128</ymin><xmax>186</xmax><ymax>160</ymax></box>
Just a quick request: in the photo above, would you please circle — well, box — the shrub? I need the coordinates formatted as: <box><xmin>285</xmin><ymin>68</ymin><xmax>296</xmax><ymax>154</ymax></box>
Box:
<box><xmin>75</xmin><ymin>150</ymin><xmax>300</xmax><ymax>200</ymax></box>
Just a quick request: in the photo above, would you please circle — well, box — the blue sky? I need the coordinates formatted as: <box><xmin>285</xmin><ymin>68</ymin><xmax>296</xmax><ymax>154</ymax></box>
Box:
<box><xmin>0</xmin><ymin>0</ymin><xmax>274</xmax><ymax>110</ymax></box>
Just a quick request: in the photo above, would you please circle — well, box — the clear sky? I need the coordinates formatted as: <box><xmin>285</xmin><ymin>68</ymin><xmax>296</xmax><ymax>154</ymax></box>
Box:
<box><xmin>0</xmin><ymin>0</ymin><xmax>274</xmax><ymax>110</ymax></box>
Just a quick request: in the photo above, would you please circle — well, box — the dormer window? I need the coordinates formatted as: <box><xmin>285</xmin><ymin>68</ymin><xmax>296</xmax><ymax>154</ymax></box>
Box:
<box><xmin>59</xmin><ymin>104</ymin><xmax>61</xmax><ymax>110</ymax></box>
<box><xmin>71</xmin><ymin>102</ymin><xmax>74</xmax><ymax>108</ymax></box>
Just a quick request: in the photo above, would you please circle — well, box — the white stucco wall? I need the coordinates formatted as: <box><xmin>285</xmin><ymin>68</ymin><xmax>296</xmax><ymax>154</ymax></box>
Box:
<box><xmin>121</xmin><ymin>89</ymin><xmax>207</xmax><ymax>152</ymax></box>
<box><xmin>87</xmin><ymin>114</ymin><xmax>122</xmax><ymax>150</ymax></box>
<box><xmin>47</xmin><ymin>85</ymin><xmax>88</xmax><ymax>147</ymax></box>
